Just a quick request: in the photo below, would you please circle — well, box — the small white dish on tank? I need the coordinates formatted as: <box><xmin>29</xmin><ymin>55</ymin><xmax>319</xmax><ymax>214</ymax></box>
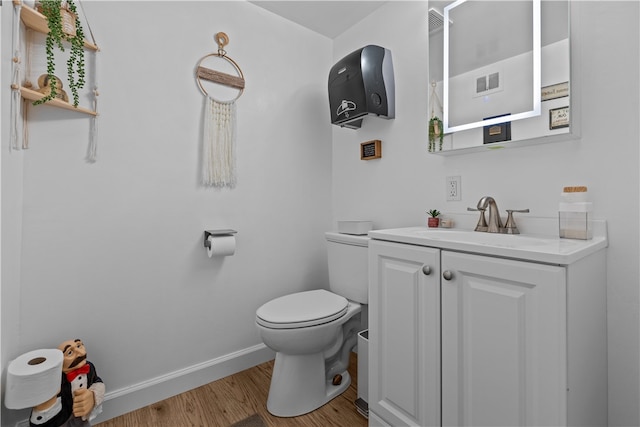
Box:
<box><xmin>337</xmin><ymin>220</ymin><xmax>372</xmax><ymax>235</ymax></box>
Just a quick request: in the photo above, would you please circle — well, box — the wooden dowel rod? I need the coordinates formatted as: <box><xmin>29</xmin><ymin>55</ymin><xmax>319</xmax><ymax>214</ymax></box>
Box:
<box><xmin>197</xmin><ymin>66</ymin><xmax>245</xmax><ymax>90</ymax></box>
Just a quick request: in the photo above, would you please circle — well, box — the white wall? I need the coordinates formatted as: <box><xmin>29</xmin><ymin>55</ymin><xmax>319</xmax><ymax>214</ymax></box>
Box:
<box><xmin>332</xmin><ymin>1</ymin><xmax>639</xmax><ymax>426</ymax></box>
<box><xmin>1</xmin><ymin>2</ymin><xmax>332</xmax><ymax>425</ymax></box>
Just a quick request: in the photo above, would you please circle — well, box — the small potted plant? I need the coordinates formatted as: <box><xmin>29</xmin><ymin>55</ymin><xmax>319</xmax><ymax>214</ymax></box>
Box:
<box><xmin>427</xmin><ymin>209</ymin><xmax>441</xmax><ymax>228</ymax></box>
<box><xmin>34</xmin><ymin>0</ymin><xmax>86</xmax><ymax>107</ymax></box>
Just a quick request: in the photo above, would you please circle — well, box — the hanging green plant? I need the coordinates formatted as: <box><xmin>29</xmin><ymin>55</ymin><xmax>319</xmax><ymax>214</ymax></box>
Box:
<box><xmin>428</xmin><ymin>116</ymin><xmax>444</xmax><ymax>152</ymax></box>
<box><xmin>34</xmin><ymin>0</ymin><xmax>86</xmax><ymax>107</ymax></box>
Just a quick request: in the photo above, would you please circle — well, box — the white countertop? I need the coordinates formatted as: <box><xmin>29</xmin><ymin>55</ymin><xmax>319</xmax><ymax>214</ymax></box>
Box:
<box><xmin>368</xmin><ymin>221</ymin><xmax>608</xmax><ymax>265</ymax></box>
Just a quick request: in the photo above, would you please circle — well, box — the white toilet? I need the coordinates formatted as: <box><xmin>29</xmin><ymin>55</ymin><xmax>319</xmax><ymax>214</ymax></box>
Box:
<box><xmin>255</xmin><ymin>231</ymin><xmax>369</xmax><ymax>417</ymax></box>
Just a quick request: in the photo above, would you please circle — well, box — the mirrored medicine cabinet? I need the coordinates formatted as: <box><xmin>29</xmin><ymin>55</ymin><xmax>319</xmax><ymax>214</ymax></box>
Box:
<box><xmin>428</xmin><ymin>0</ymin><xmax>577</xmax><ymax>154</ymax></box>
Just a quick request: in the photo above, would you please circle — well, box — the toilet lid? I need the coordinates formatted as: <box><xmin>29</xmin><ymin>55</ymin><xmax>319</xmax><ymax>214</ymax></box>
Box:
<box><xmin>256</xmin><ymin>289</ymin><xmax>348</xmax><ymax>329</ymax></box>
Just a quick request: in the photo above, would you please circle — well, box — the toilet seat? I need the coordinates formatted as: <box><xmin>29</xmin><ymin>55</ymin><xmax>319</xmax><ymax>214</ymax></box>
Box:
<box><xmin>256</xmin><ymin>289</ymin><xmax>348</xmax><ymax>329</ymax></box>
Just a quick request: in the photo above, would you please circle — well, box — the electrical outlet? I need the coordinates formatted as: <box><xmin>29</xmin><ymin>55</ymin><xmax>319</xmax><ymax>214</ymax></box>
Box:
<box><xmin>446</xmin><ymin>176</ymin><xmax>461</xmax><ymax>201</ymax></box>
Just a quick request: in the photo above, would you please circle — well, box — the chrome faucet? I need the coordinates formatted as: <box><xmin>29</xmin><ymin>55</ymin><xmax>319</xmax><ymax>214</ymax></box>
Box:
<box><xmin>471</xmin><ymin>197</ymin><xmax>530</xmax><ymax>234</ymax></box>
<box><xmin>467</xmin><ymin>206</ymin><xmax>488</xmax><ymax>232</ymax></box>
<box><xmin>504</xmin><ymin>209</ymin><xmax>530</xmax><ymax>234</ymax></box>
<box><xmin>477</xmin><ymin>196</ymin><xmax>503</xmax><ymax>233</ymax></box>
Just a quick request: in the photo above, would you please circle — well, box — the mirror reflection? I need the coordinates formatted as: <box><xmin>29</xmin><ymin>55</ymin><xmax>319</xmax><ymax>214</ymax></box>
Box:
<box><xmin>429</xmin><ymin>0</ymin><xmax>570</xmax><ymax>152</ymax></box>
<box><xmin>445</xmin><ymin>0</ymin><xmax>540</xmax><ymax>132</ymax></box>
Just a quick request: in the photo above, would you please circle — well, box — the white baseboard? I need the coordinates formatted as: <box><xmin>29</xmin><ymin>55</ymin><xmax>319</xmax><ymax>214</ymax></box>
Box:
<box><xmin>91</xmin><ymin>343</ymin><xmax>275</xmax><ymax>424</ymax></box>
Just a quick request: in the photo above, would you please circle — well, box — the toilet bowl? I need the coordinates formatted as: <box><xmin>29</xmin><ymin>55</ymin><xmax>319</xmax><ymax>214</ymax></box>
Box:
<box><xmin>255</xmin><ymin>232</ymin><xmax>369</xmax><ymax>417</ymax></box>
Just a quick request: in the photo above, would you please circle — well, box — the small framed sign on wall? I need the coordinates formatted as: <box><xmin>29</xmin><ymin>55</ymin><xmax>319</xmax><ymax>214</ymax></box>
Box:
<box><xmin>549</xmin><ymin>106</ymin><xmax>570</xmax><ymax>129</ymax></box>
<box><xmin>361</xmin><ymin>140</ymin><xmax>382</xmax><ymax>160</ymax></box>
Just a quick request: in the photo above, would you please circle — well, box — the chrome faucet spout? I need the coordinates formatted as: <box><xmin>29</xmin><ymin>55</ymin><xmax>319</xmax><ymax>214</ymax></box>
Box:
<box><xmin>477</xmin><ymin>196</ymin><xmax>503</xmax><ymax>233</ymax></box>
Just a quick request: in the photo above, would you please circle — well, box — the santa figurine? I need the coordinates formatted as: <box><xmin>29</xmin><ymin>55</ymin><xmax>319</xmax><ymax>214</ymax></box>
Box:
<box><xmin>30</xmin><ymin>339</ymin><xmax>105</xmax><ymax>427</ymax></box>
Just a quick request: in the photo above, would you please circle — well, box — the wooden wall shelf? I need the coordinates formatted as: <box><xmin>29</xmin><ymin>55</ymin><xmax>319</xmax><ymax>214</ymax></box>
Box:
<box><xmin>12</xmin><ymin>1</ymin><xmax>99</xmax><ymax>115</ymax></box>
<box><xmin>13</xmin><ymin>0</ymin><xmax>99</xmax><ymax>51</ymax></box>
<box><xmin>19</xmin><ymin>86</ymin><xmax>97</xmax><ymax>116</ymax></box>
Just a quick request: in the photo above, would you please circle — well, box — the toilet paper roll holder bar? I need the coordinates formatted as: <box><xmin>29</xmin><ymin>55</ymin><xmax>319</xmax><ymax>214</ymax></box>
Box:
<box><xmin>204</xmin><ymin>229</ymin><xmax>237</xmax><ymax>248</ymax></box>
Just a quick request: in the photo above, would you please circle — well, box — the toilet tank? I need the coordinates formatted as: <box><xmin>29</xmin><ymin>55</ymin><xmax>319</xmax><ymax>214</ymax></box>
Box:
<box><xmin>325</xmin><ymin>232</ymin><xmax>370</xmax><ymax>304</ymax></box>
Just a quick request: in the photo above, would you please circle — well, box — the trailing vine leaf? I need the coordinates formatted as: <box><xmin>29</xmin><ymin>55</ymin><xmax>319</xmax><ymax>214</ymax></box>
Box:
<box><xmin>33</xmin><ymin>0</ymin><xmax>86</xmax><ymax>107</ymax></box>
<box><xmin>65</xmin><ymin>0</ymin><xmax>85</xmax><ymax>107</ymax></box>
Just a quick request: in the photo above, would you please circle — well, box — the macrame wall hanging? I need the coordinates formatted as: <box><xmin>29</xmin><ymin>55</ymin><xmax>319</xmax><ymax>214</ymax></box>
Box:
<box><xmin>195</xmin><ymin>32</ymin><xmax>245</xmax><ymax>188</ymax></box>
<box><xmin>79</xmin><ymin>0</ymin><xmax>100</xmax><ymax>163</ymax></box>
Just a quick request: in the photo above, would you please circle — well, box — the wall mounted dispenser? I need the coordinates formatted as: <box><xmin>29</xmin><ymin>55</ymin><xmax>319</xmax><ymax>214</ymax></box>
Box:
<box><xmin>328</xmin><ymin>45</ymin><xmax>395</xmax><ymax>129</ymax></box>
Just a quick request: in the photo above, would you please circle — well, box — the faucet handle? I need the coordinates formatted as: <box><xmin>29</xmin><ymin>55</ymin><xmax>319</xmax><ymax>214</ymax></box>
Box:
<box><xmin>504</xmin><ymin>209</ymin><xmax>530</xmax><ymax>234</ymax></box>
<box><xmin>467</xmin><ymin>207</ymin><xmax>488</xmax><ymax>232</ymax></box>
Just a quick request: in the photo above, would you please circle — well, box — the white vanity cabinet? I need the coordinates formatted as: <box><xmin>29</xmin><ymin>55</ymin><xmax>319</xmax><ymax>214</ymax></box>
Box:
<box><xmin>368</xmin><ymin>241</ymin><xmax>441</xmax><ymax>427</ymax></box>
<box><xmin>368</xmin><ymin>232</ymin><xmax>607</xmax><ymax>427</ymax></box>
<box><xmin>441</xmin><ymin>250</ymin><xmax>566</xmax><ymax>427</ymax></box>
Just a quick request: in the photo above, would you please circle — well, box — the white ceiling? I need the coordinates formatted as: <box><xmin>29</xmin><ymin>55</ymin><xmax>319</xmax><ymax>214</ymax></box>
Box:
<box><xmin>249</xmin><ymin>1</ymin><xmax>388</xmax><ymax>39</ymax></box>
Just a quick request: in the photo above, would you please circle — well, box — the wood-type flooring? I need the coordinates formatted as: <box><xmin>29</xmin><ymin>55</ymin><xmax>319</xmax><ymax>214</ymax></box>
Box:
<box><xmin>96</xmin><ymin>353</ymin><xmax>366</xmax><ymax>427</ymax></box>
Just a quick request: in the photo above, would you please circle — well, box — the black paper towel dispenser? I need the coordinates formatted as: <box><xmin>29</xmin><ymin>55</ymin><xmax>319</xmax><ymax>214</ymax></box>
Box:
<box><xmin>328</xmin><ymin>45</ymin><xmax>395</xmax><ymax>129</ymax></box>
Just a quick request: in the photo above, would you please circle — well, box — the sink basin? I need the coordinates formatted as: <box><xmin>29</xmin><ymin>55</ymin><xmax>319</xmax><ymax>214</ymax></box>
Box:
<box><xmin>412</xmin><ymin>229</ymin><xmax>551</xmax><ymax>248</ymax></box>
<box><xmin>368</xmin><ymin>225</ymin><xmax>608</xmax><ymax>264</ymax></box>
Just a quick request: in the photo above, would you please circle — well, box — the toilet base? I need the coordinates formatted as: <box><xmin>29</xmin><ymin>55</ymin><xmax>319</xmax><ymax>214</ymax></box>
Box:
<box><xmin>266</xmin><ymin>352</ymin><xmax>351</xmax><ymax>417</ymax></box>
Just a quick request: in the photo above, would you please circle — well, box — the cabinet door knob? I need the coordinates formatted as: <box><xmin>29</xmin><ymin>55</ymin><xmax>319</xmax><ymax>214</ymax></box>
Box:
<box><xmin>442</xmin><ymin>270</ymin><xmax>453</xmax><ymax>280</ymax></box>
<box><xmin>422</xmin><ymin>265</ymin><xmax>431</xmax><ymax>275</ymax></box>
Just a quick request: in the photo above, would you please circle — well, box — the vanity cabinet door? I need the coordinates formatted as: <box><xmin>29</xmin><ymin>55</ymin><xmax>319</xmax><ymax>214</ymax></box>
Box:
<box><xmin>441</xmin><ymin>251</ymin><xmax>567</xmax><ymax>427</ymax></box>
<box><xmin>369</xmin><ymin>240</ymin><xmax>441</xmax><ymax>427</ymax></box>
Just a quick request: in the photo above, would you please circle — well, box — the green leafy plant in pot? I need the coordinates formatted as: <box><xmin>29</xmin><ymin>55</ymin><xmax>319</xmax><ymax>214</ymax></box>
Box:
<box><xmin>428</xmin><ymin>116</ymin><xmax>444</xmax><ymax>152</ymax></box>
<box><xmin>35</xmin><ymin>0</ymin><xmax>86</xmax><ymax>107</ymax></box>
<box><xmin>427</xmin><ymin>209</ymin><xmax>441</xmax><ymax>228</ymax></box>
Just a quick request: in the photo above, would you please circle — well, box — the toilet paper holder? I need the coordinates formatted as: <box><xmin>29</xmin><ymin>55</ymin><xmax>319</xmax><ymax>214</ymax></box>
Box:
<box><xmin>204</xmin><ymin>229</ymin><xmax>237</xmax><ymax>248</ymax></box>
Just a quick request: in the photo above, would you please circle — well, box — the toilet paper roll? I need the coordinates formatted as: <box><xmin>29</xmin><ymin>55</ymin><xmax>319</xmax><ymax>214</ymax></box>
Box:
<box><xmin>5</xmin><ymin>349</ymin><xmax>63</xmax><ymax>409</ymax></box>
<box><xmin>207</xmin><ymin>234</ymin><xmax>236</xmax><ymax>257</ymax></box>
